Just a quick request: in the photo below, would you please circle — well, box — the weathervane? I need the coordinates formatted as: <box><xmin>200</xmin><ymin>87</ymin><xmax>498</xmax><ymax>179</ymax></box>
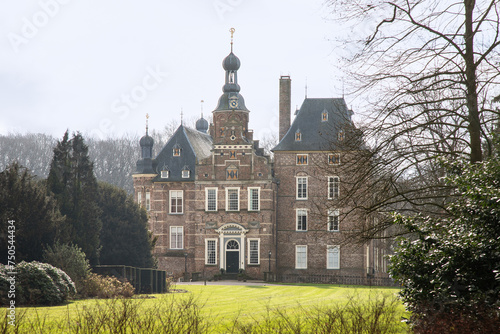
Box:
<box><xmin>201</xmin><ymin>100</ymin><xmax>204</xmax><ymax>118</ymax></box>
<box><xmin>230</xmin><ymin>27</ymin><xmax>235</xmax><ymax>52</ymax></box>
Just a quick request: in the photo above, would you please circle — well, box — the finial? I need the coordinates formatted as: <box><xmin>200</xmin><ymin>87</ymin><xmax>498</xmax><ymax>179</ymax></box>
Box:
<box><xmin>180</xmin><ymin>108</ymin><xmax>184</xmax><ymax>125</ymax></box>
<box><xmin>305</xmin><ymin>77</ymin><xmax>308</xmax><ymax>98</ymax></box>
<box><xmin>201</xmin><ymin>100</ymin><xmax>204</xmax><ymax>118</ymax></box>
<box><xmin>145</xmin><ymin>113</ymin><xmax>149</xmax><ymax>134</ymax></box>
<box><xmin>230</xmin><ymin>27</ymin><xmax>235</xmax><ymax>52</ymax></box>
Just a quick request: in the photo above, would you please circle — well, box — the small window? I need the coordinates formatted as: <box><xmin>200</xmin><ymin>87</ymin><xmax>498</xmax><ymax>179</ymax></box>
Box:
<box><xmin>229</xmin><ymin>151</ymin><xmax>236</xmax><ymax>159</ymax></box>
<box><xmin>338</xmin><ymin>130</ymin><xmax>345</xmax><ymax>141</ymax></box>
<box><xmin>226</xmin><ymin>166</ymin><xmax>238</xmax><ymax>180</ymax></box>
<box><xmin>327</xmin><ymin>246</ymin><xmax>340</xmax><ymax>269</ymax></box>
<box><xmin>248</xmin><ymin>187</ymin><xmax>260</xmax><ymax>211</ymax></box>
<box><xmin>182</xmin><ymin>170</ymin><xmax>190</xmax><ymax>178</ymax></box>
<box><xmin>328</xmin><ymin>176</ymin><xmax>340</xmax><ymax>199</ymax></box>
<box><xmin>227</xmin><ymin>240</ymin><xmax>239</xmax><ymax>249</ymax></box>
<box><xmin>161</xmin><ymin>170</ymin><xmax>169</xmax><ymax>178</ymax></box>
<box><xmin>296</xmin><ymin>209</ymin><xmax>308</xmax><ymax>231</ymax></box>
<box><xmin>226</xmin><ymin>188</ymin><xmax>240</xmax><ymax>211</ymax></box>
<box><xmin>205</xmin><ymin>188</ymin><xmax>218</xmax><ymax>211</ymax></box>
<box><xmin>328</xmin><ymin>210</ymin><xmax>339</xmax><ymax>231</ymax></box>
<box><xmin>170</xmin><ymin>190</ymin><xmax>183</xmax><ymax>214</ymax></box>
<box><xmin>145</xmin><ymin>191</ymin><xmax>151</xmax><ymax>211</ymax></box>
<box><xmin>173</xmin><ymin>148</ymin><xmax>181</xmax><ymax>156</ymax></box>
<box><xmin>248</xmin><ymin>239</ymin><xmax>260</xmax><ymax>265</ymax></box>
<box><xmin>322</xmin><ymin>111</ymin><xmax>328</xmax><ymax>122</ymax></box>
<box><xmin>295</xmin><ymin>131</ymin><xmax>302</xmax><ymax>142</ymax></box>
<box><xmin>296</xmin><ymin>154</ymin><xmax>308</xmax><ymax>165</ymax></box>
<box><xmin>137</xmin><ymin>192</ymin><xmax>142</xmax><ymax>206</ymax></box>
<box><xmin>296</xmin><ymin>245</ymin><xmax>307</xmax><ymax>269</ymax></box>
<box><xmin>296</xmin><ymin>176</ymin><xmax>308</xmax><ymax>200</ymax></box>
<box><xmin>170</xmin><ymin>226</ymin><xmax>183</xmax><ymax>249</ymax></box>
<box><xmin>205</xmin><ymin>239</ymin><xmax>217</xmax><ymax>265</ymax></box>
<box><xmin>328</xmin><ymin>153</ymin><xmax>340</xmax><ymax>165</ymax></box>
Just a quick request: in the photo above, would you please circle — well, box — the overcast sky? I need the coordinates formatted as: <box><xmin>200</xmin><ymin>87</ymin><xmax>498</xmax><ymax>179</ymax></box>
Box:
<box><xmin>0</xmin><ymin>0</ymin><xmax>351</xmax><ymax>141</ymax></box>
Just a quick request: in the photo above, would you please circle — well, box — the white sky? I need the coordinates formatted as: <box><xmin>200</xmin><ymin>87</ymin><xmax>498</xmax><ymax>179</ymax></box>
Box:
<box><xmin>0</xmin><ymin>0</ymin><xmax>350</xmax><ymax>141</ymax></box>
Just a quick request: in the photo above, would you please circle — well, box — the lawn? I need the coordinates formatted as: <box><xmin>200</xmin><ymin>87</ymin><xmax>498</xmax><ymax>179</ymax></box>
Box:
<box><xmin>3</xmin><ymin>283</ymin><xmax>409</xmax><ymax>333</ymax></box>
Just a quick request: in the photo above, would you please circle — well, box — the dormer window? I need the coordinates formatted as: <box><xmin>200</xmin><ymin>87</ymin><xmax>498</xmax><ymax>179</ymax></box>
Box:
<box><xmin>295</xmin><ymin>130</ymin><xmax>302</xmax><ymax>142</ymax></box>
<box><xmin>338</xmin><ymin>130</ymin><xmax>345</xmax><ymax>141</ymax></box>
<box><xmin>161</xmin><ymin>170</ymin><xmax>169</xmax><ymax>178</ymax></box>
<box><xmin>182</xmin><ymin>166</ymin><xmax>190</xmax><ymax>178</ymax></box>
<box><xmin>322</xmin><ymin>111</ymin><xmax>328</xmax><ymax>122</ymax></box>
<box><xmin>173</xmin><ymin>144</ymin><xmax>181</xmax><ymax>156</ymax></box>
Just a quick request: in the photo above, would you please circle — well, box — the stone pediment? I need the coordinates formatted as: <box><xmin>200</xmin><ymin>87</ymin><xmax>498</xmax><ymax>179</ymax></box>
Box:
<box><xmin>216</xmin><ymin>223</ymin><xmax>249</xmax><ymax>234</ymax></box>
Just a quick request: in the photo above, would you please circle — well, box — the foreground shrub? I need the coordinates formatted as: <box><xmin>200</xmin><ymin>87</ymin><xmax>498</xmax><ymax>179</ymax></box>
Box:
<box><xmin>0</xmin><ymin>261</ymin><xmax>76</xmax><ymax>306</ymax></box>
<box><xmin>43</xmin><ymin>242</ymin><xmax>90</xmax><ymax>293</ymax></box>
<box><xmin>80</xmin><ymin>273</ymin><xmax>134</xmax><ymax>299</ymax></box>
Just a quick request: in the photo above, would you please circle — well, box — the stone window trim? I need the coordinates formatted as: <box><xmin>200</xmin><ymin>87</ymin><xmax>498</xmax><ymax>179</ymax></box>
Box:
<box><xmin>170</xmin><ymin>226</ymin><xmax>183</xmax><ymax>250</ymax></box>
<box><xmin>296</xmin><ymin>209</ymin><xmax>308</xmax><ymax>231</ymax></box>
<box><xmin>248</xmin><ymin>187</ymin><xmax>260</xmax><ymax>211</ymax></box>
<box><xmin>225</xmin><ymin>187</ymin><xmax>240</xmax><ymax>211</ymax></box>
<box><xmin>296</xmin><ymin>176</ymin><xmax>308</xmax><ymax>200</ymax></box>
<box><xmin>295</xmin><ymin>245</ymin><xmax>307</xmax><ymax>269</ymax></box>
<box><xmin>205</xmin><ymin>187</ymin><xmax>218</xmax><ymax>212</ymax></box>
<box><xmin>205</xmin><ymin>239</ymin><xmax>217</xmax><ymax>265</ymax></box>
<box><xmin>247</xmin><ymin>238</ymin><xmax>260</xmax><ymax>265</ymax></box>
<box><xmin>327</xmin><ymin>245</ymin><xmax>340</xmax><ymax>269</ymax></box>
<box><xmin>169</xmin><ymin>190</ymin><xmax>183</xmax><ymax>214</ymax></box>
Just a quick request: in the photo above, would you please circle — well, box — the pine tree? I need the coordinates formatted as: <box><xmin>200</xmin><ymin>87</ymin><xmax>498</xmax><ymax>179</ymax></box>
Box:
<box><xmin>47</xmin><ymin>131</ymin><xmax>102</xmax><ymax>264</ymax></box>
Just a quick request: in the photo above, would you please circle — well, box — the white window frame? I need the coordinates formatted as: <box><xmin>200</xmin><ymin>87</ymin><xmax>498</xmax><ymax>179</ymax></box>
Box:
<box><xmin>205</xmin><ymin>188</ymin><xmax>218</xmax><ymax>211</ymax></box>
<box><xmin>205</xmin><ymin>239</ymin><xmax>217</xmax><ymax>265</ymax></box>
<box><xmin>226</xmin><ymin>187</ymin><xmax>240</xmax><ymax>211</ymax></box>
<box><xmin>169</xmin><ymin>190</ymin><xmax>183</xmax><ymax>214</ymax></box>
<box><xmin>161</xmin><ymin>170</ymin><xmax>169</xmax><ymax>178</ymax></box>
<box><xmin>248</xmin><ymin>187</ymin><xmax>260</xmax><ymax>211</ymax></box>
<box><xmin>296</xmin><ymin>176</ymin><xmax>308</xmax><ymax>200</ymax></box>
<box><xmin>170</xmin><ymin>226</ymin><xmax>183</xmax><ymax>249</ymax></box>
<box><xmin>328</xmin><ymin>210</ymin><xmax>340</xmax><ymax>232</ymax></box>
<box><xmin>296</xmin><ymin>209</ymin><xmax>308</xmax><ymax>231</ymax></box>
<box><xmin>328</xmin><ymin>176</ymin><xmax>340</xmax><ymax>200</ymax></box>
<box><xmin>145</xmin><ymin>191</ymin><xmax>151</xmax><ymax>211</ymax></box>
<box><xmin>295</xmin><ymin>245</ymin><xmax>307</xmax><ymax>269</ymax></box>
<box><xmin>182</xmin><ymin>170</ymin><xmax>190</xmax><ymax>178</ymax></box>
<box><xmin>137</xmin><ymin>192</ymin><xmax>142</xmax><ymax>206</ymax></box>
<box><xmin>247</xmin><ymin>239</ymin><xmax>260</xmax><ymax>265</ymax></box>
<box><xmin>327</xmin><ymin>245</ymin><xmax>340</xmax><ymax>269</ymax></box>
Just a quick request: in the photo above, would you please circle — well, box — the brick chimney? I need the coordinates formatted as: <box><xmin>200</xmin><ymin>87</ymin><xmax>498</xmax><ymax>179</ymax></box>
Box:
<box><xmin>279</xmin><ymin>76</ymin><xmax>291</xmax><ymax>141</ymax></box>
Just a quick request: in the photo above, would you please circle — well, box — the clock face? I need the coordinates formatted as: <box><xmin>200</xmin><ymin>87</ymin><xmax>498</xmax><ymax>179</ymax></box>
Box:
<box><xmin>229</xmin><ymin>99</ymin><xmax>238</xmax><ymax>109</ymax></box>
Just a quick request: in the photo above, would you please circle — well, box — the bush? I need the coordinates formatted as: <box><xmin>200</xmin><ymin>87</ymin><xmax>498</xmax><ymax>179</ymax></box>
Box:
<box><xmin>0</xmin><ymin>261</ymin><xmax>76</xmax><ymax>306</ymax></box>
<box><xmin>80</xmin><ymin>273</ymin><xmax>134</xmax><ymax>299</ymax></box>
<box><xmin>43</xmin><ymin>242</ymin><xmax>90</xmax><ymax>293</ymax></box>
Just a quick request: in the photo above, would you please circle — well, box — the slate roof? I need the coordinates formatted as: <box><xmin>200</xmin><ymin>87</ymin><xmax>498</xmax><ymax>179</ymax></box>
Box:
<box><xmin>152</xmin><ymin>125</ymin><xmax>213</xmax><ymax>182</ymax></box>
<box><xmin>272</xmin><ymin>98</ymin><xmax>354</xmax><ymax>152</ymax></box>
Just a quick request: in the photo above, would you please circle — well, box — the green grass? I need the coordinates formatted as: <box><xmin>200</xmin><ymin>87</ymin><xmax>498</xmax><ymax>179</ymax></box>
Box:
<box><xmin>4</xmin><ymin>284</ymin><xmax>409</xmax><ymax>333</ymax></box>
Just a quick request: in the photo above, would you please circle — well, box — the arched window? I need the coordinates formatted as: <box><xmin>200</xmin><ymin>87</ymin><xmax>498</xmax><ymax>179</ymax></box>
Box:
<box><xmin>227</xmin><ymin>240</ymin><xmax>239</xmax><ymax>250</ymax></box>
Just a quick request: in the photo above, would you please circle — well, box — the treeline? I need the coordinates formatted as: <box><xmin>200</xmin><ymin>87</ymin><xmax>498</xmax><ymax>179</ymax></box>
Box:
<box><xmin>0</xmin><ymin>131</ymin><xmax>156</xmax><ymax>268</ymax></box>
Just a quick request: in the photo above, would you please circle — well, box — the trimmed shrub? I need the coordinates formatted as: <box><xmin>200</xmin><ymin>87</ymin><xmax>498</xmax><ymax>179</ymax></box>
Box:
<box><xmin>81</xmin><ymin>273</ymin><xmax>134</xmax><ymax>299</ymax></box>
<box><xmin>3</xmin><ymin>261</ymin><xmax>76</xmax><ymax>306</ymax></box>
<box><xmin>43</xmin><ymin>242</ymin><xmax>90</xmax><ymax>293</ymax></box>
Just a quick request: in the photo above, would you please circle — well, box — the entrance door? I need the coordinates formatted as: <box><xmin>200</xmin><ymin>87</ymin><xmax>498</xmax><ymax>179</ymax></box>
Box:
<box><xmin>226</xmin><ymin>252</ymin><xmax>239</xmax><ymax>273</ymax></box>
<box><xmin>225</xmin><ymin>239</ymin><xmax>240</xmax><ymax>273</ymax></box>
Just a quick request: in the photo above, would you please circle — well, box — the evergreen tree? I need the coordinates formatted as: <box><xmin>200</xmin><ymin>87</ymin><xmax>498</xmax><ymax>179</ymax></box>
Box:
<box><xmin>97</xmin><ymin>182</ymin><xmax>156</xmax><ymax>268</ymax></box>
<box><xmin>47</xmin><ymin>131</ymin><xmax>102</xmax><ymax>264</ymax></box>
<box><xmin>0</xmin><ymin>162</ymin><xmax>64</xmax><ymax>263</ymax></box>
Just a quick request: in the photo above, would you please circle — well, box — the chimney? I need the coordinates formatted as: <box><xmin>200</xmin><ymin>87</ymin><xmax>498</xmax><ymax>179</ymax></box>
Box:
<box><xmin>279</xmin><ymin>76</ymin><xmax>291</xmax><ymax>141</ymax></box>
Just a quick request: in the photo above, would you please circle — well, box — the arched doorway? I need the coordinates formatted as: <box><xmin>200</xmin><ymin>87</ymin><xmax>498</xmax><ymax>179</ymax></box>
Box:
<box><xmin>225</xmin><ymin>239</ymin><xmax>240</xmax><ymax>273</ymax></box>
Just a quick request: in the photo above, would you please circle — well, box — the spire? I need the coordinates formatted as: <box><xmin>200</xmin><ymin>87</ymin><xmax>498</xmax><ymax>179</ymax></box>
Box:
<box><xmin>230</xmin><ymin>27</ymin><xmax>235</xmax><ymax>52</ymax></box>
<box><xmin>145</xmin><ymin>113</ymin><xmax>149</xmax><ymax>135</ymax></box>
<box><xmin>305</xmin><ymin>77</ymin><xmax>308</xmax><ymax>98</ymax></box>
<box><xmin>201</xmin><ymin>99</ymin><xmax>204</xmax><ymax>118</ymax></box>
<box><xmin>180</xmin><ymin>108</ymin><xmax>184</xmax><ymax>125</ymax></box>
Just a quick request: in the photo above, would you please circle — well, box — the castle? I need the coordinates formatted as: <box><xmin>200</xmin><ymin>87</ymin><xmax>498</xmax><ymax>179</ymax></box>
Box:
<box><xmin>133</xmin><ymin>35</ymin><xmax>389</xmax><ymax>281</ymax></box>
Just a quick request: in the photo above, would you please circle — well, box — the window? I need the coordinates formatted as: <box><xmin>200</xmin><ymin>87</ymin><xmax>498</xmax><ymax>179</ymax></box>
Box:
<box><xmin>296</xmin><ymin>177</ymin><xmax>308</xmax><ymax>199</ymax></box>
<box><xmin>161</xmin><ymin>170</ymin><xmax>169</xmax><ymax>178</ymax></box>
<box><xmin>248</xmin><ymin>239</ymin><xmax>260</xmax><ymax>265</ymax></box>
<box><xmin>170</xmin><ymin>226</ymin><xmax>183</xmax><ymax>249</ymax></box>
<box><xmin>145</xmin><ymin>191</ymin><xmax>150</xmax><ymax>211</ymax></box>
<box><xmin>327</xmin><ymin>246</ymin><xmax>340</xmax><ymax>269</ymax></box>
<box><xmin>328</xmin><ymin>176</ymin><xmax>340</xmax><ymax>199</ymax></box>
<box><xmin>137</xmin><ymin>192</ymin><xmax>142</xmax><ymax>206</ymax></box>
<box><xmin>182</xmin><ymin>169</ymin><xmax>190</xmax><ymax>178</ymax></box>
<box><xmin>205</xmin><ymin>239</ymin><xmax>217</xmax><ymax>265</ymax></box>
<box><xmin>226</xmin><ymin>166</ymin><xmax>238</xmax><ymax>180</ymax></box>
<box><xmin>226</xmin><ymin>188</ymin><xmax>240</xmax><ymax>211</ymax></box>
<box><xmin>170</xmin><ymin>190</ymin><xmax>183</xmax><ymax>214</ymax></box>
<box><xmin>296</xmin><ymin>209</ymin><xmax>308</xmax><ymax>231</ymax></box>
<box><xmin>296</xmin><ymin>154</ymin><xmax>308</xmax><ymax>165</ymax></box>
<box><xmin>205</xmin><ymin>188</ymin><xmax>218</xmax><ymax>211</ymax></box>
<box><xmin>322</xmin><ymin>111</ymin><xmax>328</xmax><ymax>122</ymax></box>
<box><xmin>328</xmin><ymin>210</ymin><xmax>339</xmax><ymax>231</ymax></box>
<box><xmin>295</xmin><ymin>130</ymin><xmax>301</xmax><ymax>141</ymax></box>
<box><xmin>248</xmin><ymin>187</ymin><xmax>260</xmax><ymax>211</ymax></box>
<box><xmin>328</xmin><ymin>153</ymin><xmax>340</xmax><ymax>165</ymax></box>
<box><xmin>173</xmin><ymin>147</ymin><xmax>181</xmax><ymax>156</ymax></box>
<box><xmin>229</xmin><ymin>150</ymin><xmax>236</xmax><ymax>159</ymax></box>
<box><xmin>338</xmin><ymin>130</ymin><xmax>345</xmax><ymax>141</ymax></box>
<box><xmin>296</xmin><ymin>245</ymin><xmax>307</xmax><ymax>269</ymax></box>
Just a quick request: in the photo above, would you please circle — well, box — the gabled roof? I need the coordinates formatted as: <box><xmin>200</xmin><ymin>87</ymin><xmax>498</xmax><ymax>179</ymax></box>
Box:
<box><xmin>272</xmin><ymin>98</ymin><xmax>354</xmax><ymax>152</ymax></box>
<box><xmin>152</xmin><ymin>125</ymin><xmax>213</xmax><ymax>182</ymax></box>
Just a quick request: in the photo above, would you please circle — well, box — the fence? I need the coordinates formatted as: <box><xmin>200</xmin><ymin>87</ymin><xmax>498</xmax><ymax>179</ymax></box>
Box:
<box><xmin>267</xmin><ymin>273</ymin><xmax>399</xmax><ymax>287</ymax></box>
<box><xmin>93</xmin><ymin>265</ymin><xmax>167</xmax><ymax>294</ymax></box>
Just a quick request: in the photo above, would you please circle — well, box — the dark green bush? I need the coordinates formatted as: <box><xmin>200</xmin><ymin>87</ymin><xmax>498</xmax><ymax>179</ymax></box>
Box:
<box><xmin>80</xmin><ymin>273</ymin><xmax>134</xmax><ymax>299</ymax></box>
